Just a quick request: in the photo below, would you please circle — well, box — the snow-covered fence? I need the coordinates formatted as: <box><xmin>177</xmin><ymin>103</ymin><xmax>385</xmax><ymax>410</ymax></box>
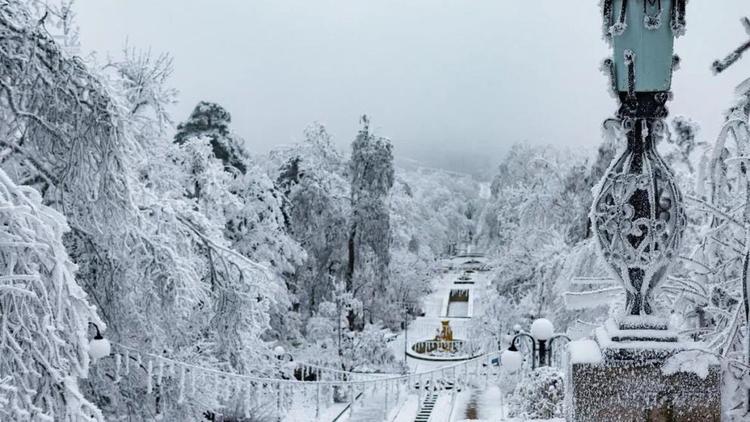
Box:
<box><xmin>97</xmin><ymin>342</ymin><xmax>500</xmax><ymax>420</ymax></box>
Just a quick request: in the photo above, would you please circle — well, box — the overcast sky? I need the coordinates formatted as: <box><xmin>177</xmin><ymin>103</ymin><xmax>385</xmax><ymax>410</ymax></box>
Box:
<box><xmin>75</xmin><ymin>1</ymin><xmax>749</xmax><ymax>176</ymax></box>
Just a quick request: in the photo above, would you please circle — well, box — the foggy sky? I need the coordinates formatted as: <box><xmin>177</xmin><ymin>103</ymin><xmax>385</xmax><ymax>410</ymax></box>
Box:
<box><xmin>75</xmin><ymin>1</ymin><xmax>749</xmax><ymax>176</ymax></box>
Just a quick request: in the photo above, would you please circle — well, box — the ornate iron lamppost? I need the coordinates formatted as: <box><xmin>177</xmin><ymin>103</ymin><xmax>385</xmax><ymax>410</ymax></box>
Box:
<box><xmin>567</xmin><ymin>4</ymin><xmax>721</xmax><ymax>419</ymax></box>
<box><xmin>594</xmin><ymin>0</ymin><xmax>687</xmax><ymax>331</ymax></box>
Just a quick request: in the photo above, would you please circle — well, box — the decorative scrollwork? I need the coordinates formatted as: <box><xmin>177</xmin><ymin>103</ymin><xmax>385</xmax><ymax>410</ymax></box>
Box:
<box><xmin>670</xmin><ymin>0</ymin><xmax>687</xmax><ymax>36</ymax></box>
<box><xmin>643</xmin><ymin>0</ymin><xmax>663</xmax><ymax>30</ymax></box>
<box><xmin>591</xmin><ymin>118</ymin><xmax>686</xmax><ymax>317</ymax></box>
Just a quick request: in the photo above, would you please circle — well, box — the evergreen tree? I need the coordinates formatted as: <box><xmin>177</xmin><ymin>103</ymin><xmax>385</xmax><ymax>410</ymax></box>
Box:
<box><xmin>346</xmin><ymin>116</ymin><xmax>394</xmax><ymax>330</ymax></box>
<box><xmin>174</xmin><ymin>101</ymin><xmax>248</xmax><ymax>173</ymax></box>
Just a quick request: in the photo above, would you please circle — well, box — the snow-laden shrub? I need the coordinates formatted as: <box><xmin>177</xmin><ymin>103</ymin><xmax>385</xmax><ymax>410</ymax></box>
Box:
<box><xmin>508</xmin><ymin>367</ymin><xmax>565</xmax><ymax>420</ymax></box>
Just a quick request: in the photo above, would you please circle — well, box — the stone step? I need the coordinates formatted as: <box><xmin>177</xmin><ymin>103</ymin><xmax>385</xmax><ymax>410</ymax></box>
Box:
<box><xmin>413</xmin><ymin>394</ymin><xmax>439</xmax><ymax>422</ymax></box>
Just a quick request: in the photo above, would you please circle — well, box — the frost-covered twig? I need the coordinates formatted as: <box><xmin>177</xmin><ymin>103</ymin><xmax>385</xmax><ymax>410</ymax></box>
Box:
<box><xmin>687</xmin><ymin>195</ymin><xmax>746</xmax><ymax>229</ymax></box>
<box><xmin>712</xmin><ymin>18</ymin><xmax>750</xmax><ymax>74</ymax></box>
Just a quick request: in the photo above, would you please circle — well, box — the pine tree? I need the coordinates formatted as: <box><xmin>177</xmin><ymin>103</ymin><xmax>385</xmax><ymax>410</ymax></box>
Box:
<box><xmin>346</xmin><ymin>116</ymin><xmax>394</xmax><ymax>330</ymax></box>
<box><xmin>174</xmin><ymin>101</ymin><xmax>248</xmax><ymax>173</ymax></box>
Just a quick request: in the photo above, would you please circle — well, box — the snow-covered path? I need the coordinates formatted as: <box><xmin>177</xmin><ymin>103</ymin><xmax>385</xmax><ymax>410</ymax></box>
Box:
<box><xmin>451</xmin><ymin>385</ymin><xmax>506</xmax><ymax>421</ymax></box>
<box><xmin>382</xmin><ymin>255</ymin><xmax>500</xmax><ymax>421</ymax></box>
<box><xmin>323</xmin><ymin>255</ymin><xmax>507</xmax><ymax>422</ymax></box>
<box><xmin>292</xmin><ymin>255</ymin><xmax>564</xmax><ymax>422</ymax></box>
<box><xmin>393</xmin><ymin>255</ymin><xmax>492</xmax><ymax>373</ymax></box>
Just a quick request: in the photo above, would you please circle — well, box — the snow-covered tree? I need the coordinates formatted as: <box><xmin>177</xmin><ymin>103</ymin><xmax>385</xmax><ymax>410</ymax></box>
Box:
<box><xmin>274</xmin><ymin>125</ymin><xmax>350</xmax><ymax>316</ymax></box>
<box><xmin>346</xmin><ymin>116</ymin><xmax>395</xmax><ymax>330</ymax></box>
<box><xmin>473</xmin><ymin>141</ymin><xmax>619</xmax><ymax>341</ymax></box>
<box><xmin>666</xmin><ymin>78</ymin><xmax>750</xmax><ymax>417</ymax></box>
<box><xmin>1</xmin><ymin>3</ymin><xmax>296</xmax><ymax>419</ymax></box>
<box><xmin>175</xmin><ymin>101</ymin><xmax>248</xmax><ymax>174</ymax></box>
<box><xmin>0</xmin><ymin>168</ymin><xmax>103</xmax><ymax>421</ymax></box>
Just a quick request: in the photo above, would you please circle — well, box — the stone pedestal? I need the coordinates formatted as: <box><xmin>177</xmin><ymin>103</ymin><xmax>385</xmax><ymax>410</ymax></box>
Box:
<box><xmin>566</xmin><ymin>321</ymin><xmax>721</xmax><ymax>421</ymax></box>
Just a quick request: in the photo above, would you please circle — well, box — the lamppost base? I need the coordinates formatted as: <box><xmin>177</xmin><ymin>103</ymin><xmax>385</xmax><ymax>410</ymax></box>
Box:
<box><xmin>616</xmin><ymin>314</ymin><xmax>670</xmax><ymax>331</ymax></box>
<box><xmin>565</xmin><ymin>321</ymin><xmax>721</xmax><ymax>421</ymax></box>
<box><xmin>597</xmin><ymin>320</ymin><xmax>682</xmax><ymax>360</ymax></box>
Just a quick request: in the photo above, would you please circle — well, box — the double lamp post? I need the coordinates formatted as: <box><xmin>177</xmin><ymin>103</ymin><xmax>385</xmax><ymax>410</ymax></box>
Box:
<box><xmin>500</xmin><ymin>318</ymin><xmax>569</xmax><ymax>372</ymax></box>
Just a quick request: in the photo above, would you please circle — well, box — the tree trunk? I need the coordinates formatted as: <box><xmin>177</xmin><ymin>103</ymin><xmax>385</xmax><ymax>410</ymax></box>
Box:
<box><xmin>346</xmin><ymin>223</ymin><xmax>355</xmax><ymax>292</ymax></box>
<box><xmin>742</xmin><ymin>159</ymin><xmax>750</xmax><ymax>414</ymax></box>
<box><xmin>346</xmin><ymin>223</ymin><xmax>359</xmax><ymax>330</ymax></box>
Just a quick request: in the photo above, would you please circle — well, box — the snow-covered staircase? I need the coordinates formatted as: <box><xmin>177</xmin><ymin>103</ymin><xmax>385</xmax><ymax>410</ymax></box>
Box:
<box><xmin>414</xmin><ymin>394</ymin><xmax>438</xmax><ymax>422</ymax></box>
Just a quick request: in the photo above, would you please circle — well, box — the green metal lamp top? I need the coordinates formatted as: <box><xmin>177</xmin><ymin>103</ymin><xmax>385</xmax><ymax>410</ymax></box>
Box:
<box><xmin>604</xmin><ymin>0</ymin><xmax>686</xmax><ymax>93</ymax></box>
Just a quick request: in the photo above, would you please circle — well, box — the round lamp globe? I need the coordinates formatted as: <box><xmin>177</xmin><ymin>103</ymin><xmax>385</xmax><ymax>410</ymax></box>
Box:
<box><xmin>530</xmin><ymin>318</ymin><xmax>554</xmax><ymax>341</ymax></box>
<box><xmin>501</xmin><ymin>349</ymin><xmax>524</xmax><ymax>372</ymax></box>
<box><xmin>88</xmin><ymin>338</ymin><xmax>111</xmax><ymax>362</ymax></box>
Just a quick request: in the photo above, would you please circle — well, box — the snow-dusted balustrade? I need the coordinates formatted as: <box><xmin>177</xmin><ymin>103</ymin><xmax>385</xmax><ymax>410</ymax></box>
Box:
<box><xmin>95</xmin><ymin>342</ymin><xmax>501</xmax><ymax>420</ymax></box>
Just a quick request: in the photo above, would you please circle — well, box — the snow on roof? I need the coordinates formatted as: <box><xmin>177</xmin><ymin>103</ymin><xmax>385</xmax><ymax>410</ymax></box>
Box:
<box><xmin>568</xmin><ymin>339</ymin><xmax>603</xmax><ymax>364</ymax></box>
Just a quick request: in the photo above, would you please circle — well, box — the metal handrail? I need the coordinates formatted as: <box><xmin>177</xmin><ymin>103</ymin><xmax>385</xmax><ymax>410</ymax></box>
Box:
<box><xmin>330</xmin><ymin>392</ymin><xmax>363</xmax><ymax>422</ymax></box>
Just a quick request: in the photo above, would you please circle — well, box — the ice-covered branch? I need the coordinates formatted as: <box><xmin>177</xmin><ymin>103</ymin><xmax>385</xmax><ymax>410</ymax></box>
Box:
<box><xmin>0</xmin><ymin>167</ymin><xmax>103</xmax><ymax>421</ymax></box>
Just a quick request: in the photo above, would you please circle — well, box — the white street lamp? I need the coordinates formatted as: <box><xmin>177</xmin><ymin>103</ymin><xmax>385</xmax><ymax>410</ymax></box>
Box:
<box><xmin>530</xmin><ymin>318</ymin><xmax>554</xmax><ymax>341</ymax></box>
<box><xmin>500</xmin><ymin>347</ymin><xmax>524</xmax><ymax>373</ymax></box>
<box><xmin>88</xmin><ymin>323</ymin><xmax>111</xmax><ymax>363</ymax></box>
<box><xmin>503</xmin><ymin>318</ymin><xmax>569</xmax><ymax>369</ymax></box>
<box><xmin>274</xmin><ymin>345</ymin><xmax>286</xmax><ymax>359</ymax></box>
<box><xmin>531</xmin><ymin>318</ymin><xmax>554</xmax><ymax>368</ymax></box>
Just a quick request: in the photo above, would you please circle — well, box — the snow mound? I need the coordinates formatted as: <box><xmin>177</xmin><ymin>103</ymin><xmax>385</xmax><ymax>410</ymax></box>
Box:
<box><xmin>662</xmin><ymin>350</ymin><xmax>719</xmax><ymax>379</ymax></box>
<box><xmin>568</xmin><ymin>340</ymin><xmax>602</xmax><ymax>364</ymax></box>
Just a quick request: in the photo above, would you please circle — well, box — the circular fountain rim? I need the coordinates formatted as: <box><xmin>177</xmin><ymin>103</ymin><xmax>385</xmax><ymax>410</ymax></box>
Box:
<box><xmin>406</xmin><ymin>338</ymin><xmax>483</xmax><ymax>362</ymax></box>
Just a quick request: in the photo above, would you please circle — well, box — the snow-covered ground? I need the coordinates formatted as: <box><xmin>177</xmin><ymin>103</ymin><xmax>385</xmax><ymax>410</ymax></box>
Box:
<box><xmin>285</xmin><ymin>400</ymin><xmax>349</xmax><ymax>422</ymax></box>
<box><xmin>389</xmin><ymin>385</ymin><xmax>564</xmax><ymax>422</ymax></box>
<box><xmin>447</xmin><ymin>301</ymin><xmax>469</xmax><ymax>318</ymax></box>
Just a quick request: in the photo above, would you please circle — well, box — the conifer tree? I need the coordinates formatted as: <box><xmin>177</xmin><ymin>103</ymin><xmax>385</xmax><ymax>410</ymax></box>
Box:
<box><xmin>175</xmin><ymin>101</ymin><xmax>248</xmax><ymax>173</ymax></box>
<box><xmin>346</xmin><ymin>116</ymin><xmax>394</xmax><ymax>330</ymax></box>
